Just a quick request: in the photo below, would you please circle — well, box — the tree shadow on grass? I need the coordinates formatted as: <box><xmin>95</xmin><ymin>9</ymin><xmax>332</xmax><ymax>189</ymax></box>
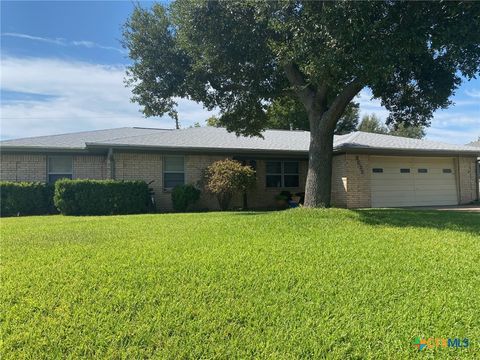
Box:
<box><xmin>355</xmin><ymin>209</ymin><xmax>480</xmax><ymax>235</ymax></box>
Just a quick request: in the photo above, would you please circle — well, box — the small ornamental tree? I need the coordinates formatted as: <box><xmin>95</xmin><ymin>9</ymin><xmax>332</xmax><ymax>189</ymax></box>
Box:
<box><xmin>204</xmin><ymin>159</ymin><xmax>256</xmax><ymax>210</ymax></box>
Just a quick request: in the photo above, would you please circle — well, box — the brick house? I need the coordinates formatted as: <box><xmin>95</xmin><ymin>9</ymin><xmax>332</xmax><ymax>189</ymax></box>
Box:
<box><xmin>1</xmin><ymin>127</ymin><xmax>478</xmax><ymax>210</ymax></box>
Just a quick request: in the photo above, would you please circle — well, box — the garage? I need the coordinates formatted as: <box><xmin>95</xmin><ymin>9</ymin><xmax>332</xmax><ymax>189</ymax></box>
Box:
<box><xmin>370</xmin><ymin>156</ymin><xmax>458</xmax><ymax>207</ymax></box>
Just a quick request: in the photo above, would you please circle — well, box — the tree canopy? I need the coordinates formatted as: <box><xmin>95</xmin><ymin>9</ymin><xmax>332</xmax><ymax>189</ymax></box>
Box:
<box><xmin>123</xmin><ymin>1</ymin><xmax>480</xmax><ymax>206</ymax></box>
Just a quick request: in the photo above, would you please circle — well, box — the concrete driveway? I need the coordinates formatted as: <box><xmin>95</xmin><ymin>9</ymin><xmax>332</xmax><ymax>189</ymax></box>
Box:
<box><xmin>410</xmin><ymin>204</ymin><xmax>480</xmax><ymax>212</ymax></box>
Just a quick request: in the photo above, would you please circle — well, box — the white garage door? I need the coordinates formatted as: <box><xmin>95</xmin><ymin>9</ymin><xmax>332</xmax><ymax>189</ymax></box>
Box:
<box><xmin>371</xmin><ymin>156</ymin><xmax>458</xmax><ymax>207</ymax></box>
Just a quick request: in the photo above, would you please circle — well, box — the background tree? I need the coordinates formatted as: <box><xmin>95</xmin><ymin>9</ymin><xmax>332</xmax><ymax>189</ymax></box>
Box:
<box><xmin>206</xmin><ymin>116</ymin><xmax>221</xmax><ymax>127</ymax></box>
<box><xmin>358</xmin><ymin>114</ymin><xmax>425</xmax><ymax>139</ymax></box>
<box><xmin>388</xmin><ymin>123</ymin><xmax>426</xmax><ymax>139</ymax></box>
<box><xmin>123</xmin><ymin>1</ymin><xmax>480</xmax><ymax>207</ymax></box>
<box><xmin>358</xmin><ymin>114</ymin><xmax>388</xmax><ymax>134</ymax></box>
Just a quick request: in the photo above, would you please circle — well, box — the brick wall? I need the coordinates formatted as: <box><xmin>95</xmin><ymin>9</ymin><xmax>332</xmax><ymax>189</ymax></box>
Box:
<box><xmin>112</xmin><ymin>152</ymin><xmax>308</xmax><ymax>211</ymax></box>
<box><xmin>331</xmin><ymin>154</ymin><xmax>348</xmax><ymax>207</ymax></box>
<box><xmin>345</xmin><ymin>154</ymin><xmax>371</xmax><ymax>208</ymax></box>
<box><xmin>457</xmin><ymin>156</ymin><xmax>478</xmax><ymax>204</ymax></box>
<box><xmin>0</xmin><ymin>154</ymin><xmax>47</xmax><ymax>182</ymax></box>
<box><xmin>73</xmin><ymin>155</ymin><xmax>107</xmax><ymax>180</ymax></box>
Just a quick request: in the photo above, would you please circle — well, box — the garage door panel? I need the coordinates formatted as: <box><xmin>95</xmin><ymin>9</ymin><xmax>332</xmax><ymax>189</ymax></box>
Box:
<box><xmin>370</xmin><ymin>156</ymin><xmax>458</xmax><ymax>207</ymax></box>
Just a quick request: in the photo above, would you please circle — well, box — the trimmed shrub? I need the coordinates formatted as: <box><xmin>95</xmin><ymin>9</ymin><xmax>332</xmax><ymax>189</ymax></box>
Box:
<box><xmin>0</xmin><ymin>182</ymin><xmax>55</xmax><ymax>217</ymax></box>
<box><xmin>204</xmin><ymin>159</ymin><xmax>256</xmax><ymax>210</ymax></box>
<box><xmin>54</xmin><ymin>179</ymin><xmax>152</xmax><ymax>216</ymax></box>
<box><xmin>171</xmin><ymin>184</ymin><xmax>201</xmax><ymax>212</ymax></box>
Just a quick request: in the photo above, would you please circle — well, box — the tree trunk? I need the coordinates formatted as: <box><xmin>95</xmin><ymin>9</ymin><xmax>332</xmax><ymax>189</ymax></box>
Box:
<box><xmin>304</xmin><ymin>111</ymin><xmax>336</xmax><ymax>208</ymax></box>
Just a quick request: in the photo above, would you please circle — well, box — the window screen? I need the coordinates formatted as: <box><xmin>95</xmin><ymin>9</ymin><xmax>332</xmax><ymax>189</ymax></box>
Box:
<box><xmin>266</xmin><ymin>160</ymin><xmax>299</xmax><ymax>188</ymax></box>
<box><xmin>48</xmin><ymin>156</ymin><xmax>73</xmax><ymax>183</ymax></box>
<box><xmin>164</xmin><ymin>156</ymin><xmax>185</xmax><ymax>190</ymax></box>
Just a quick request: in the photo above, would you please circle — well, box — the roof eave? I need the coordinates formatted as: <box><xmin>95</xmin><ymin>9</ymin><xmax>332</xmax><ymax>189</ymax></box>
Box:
<box><xmin>0</xmin><ymin>146</ymin><xmax>92</xmax><ymax>153</ymax></box>
<box><xmin>85</xmin><ymin>142</ymin><xmax>309</xmax><ymax>157</ymax></box>
<box><xmin>336</xmin><ymin>145</ymin><xmax>480</xmax><ymax>157</ymax></box>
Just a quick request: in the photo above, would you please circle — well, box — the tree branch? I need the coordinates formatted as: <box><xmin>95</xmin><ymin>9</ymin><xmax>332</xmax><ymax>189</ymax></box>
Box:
<box><xmin>323</xmin><ymin>79</ymin><xmax>363</xmax><ymax>127</ymax></box>
<box><xmin>283</xmin><ymin>63</ymin><xmax>316</xmax><ymax>110</ymax></box>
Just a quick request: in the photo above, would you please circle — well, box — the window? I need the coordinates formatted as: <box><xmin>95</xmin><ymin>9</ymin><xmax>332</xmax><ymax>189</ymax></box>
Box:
<box><xmin>266</xmin><ymin>160</ymin><xmax>299</xmax><ymax>188</ymax></box>
<box><xmin>400</xmin><ymin>168</ymin><xmax>410</xmax><ymax>173</ymax></box>
<box><xmin>48</xmin><ymin>156</ymin><xmax>73</xmax><ymax>183</ymax></box>
<box><xmin>418</xmin><ymin>168</ymin><xmax>428</xmax><ymax>173</ymax></box>
<box><xmin>443</xmin><ymin>168</ymin><xmax>452</xmax><ymax>174</ymax></box>
<box><xmin>372</xmin><ymin>168</ymin><xmax>383</xmax><ymax>173</ymax></box>
<box><xmin>163</xmin><ymin>156</ymin><xmax>184</xmax><ymax>190</ymax></box>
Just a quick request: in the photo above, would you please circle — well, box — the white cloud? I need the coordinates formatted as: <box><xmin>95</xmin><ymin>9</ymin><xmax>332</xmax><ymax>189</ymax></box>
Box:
<box><xmin>465</xmin><ymin>89</ymin><xmax>480</xmax><ymax>98</ymax></box>
<box><xmin>1</xmin><ymin>32</ymin><xmax>64</xmax><ymax>45</ymax></box>
<box><xmin>0</xmin><ymin>56</ymin><xmax>215</xmax><ymax>139</ymax></box>
<box><xmin>1</xmin><ymin>32</ymin><xmax>125</xmax><ymax>54</ymax></box>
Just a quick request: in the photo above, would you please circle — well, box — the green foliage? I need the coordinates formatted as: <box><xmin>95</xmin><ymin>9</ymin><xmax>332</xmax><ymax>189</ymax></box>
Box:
<box><xmin>359</xmin><ymin>114</ymin><xmax>426</xmax><ymax>139</ymax></box>
<box><xmin>205</xmin><ymin>116</ymin><xmax>221</xmax><ymax>127</ymax></box>
<box><xmin>1</xmin><ymin>209</ymin><xmax>479</xmax><ymax>358</ymax></box>
<box><xmin>265</xmin><ymin>97</ymin><xmax>359</xmax><ymax>134</ymax></box>
<box><xmin>171</xmin><ymin>184</ymin><xmax>201</xmax><ymax>212</ymax></box>
<box><xmin>123</xmin><ymin>1</ymin><xmax>480</xmax><ymax>134</ymax></box>
<box><xmin>204</xmin><ymin>159</ymin><xmax>256</xmax><ymax>210</ymax></box>
<box><xmin>389</xmin><ymin>123</ymin><xmax>426</xmax><ymax>139</ymax></box>
<box><xmin>358</xmin><ymin>114</ymin><xmax>388</xmax><ymax>134</ymax></box>
<box><xmin>54</xmin><ymin>179</ymin><xmax>151</xmax><ymax>216</ymax></box>
<box><xmin>0</xmin><ymin>182</ymin><xmax>55</xmax><ymax>217</ymax></box>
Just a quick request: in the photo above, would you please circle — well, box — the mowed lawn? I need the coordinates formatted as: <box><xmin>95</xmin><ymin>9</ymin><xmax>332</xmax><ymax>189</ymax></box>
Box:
<box><xmin>1</xmin><ymin>209</ymin><xmax>479</xmax><ymax>359</ymax></box>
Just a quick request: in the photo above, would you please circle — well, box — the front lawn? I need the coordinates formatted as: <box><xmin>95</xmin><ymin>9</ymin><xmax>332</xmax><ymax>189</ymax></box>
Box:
<box><xmin>1</xmin><ymin>209</ymin><xmax>479</xmax><ymax>359</ymax></box>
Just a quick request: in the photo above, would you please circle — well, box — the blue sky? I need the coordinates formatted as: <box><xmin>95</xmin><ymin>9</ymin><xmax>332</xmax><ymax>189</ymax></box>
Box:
<box><xmin>1</xmin><ymin>1</ymin><xmax>479</xmax><ymax>144</ymax></box>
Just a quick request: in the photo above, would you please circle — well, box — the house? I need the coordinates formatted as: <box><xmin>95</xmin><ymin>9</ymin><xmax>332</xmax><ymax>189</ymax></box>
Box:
<box><xmin>1</xmin><ymin>127</ymin><xmax>479</xmax><ymax>210</ymax></box>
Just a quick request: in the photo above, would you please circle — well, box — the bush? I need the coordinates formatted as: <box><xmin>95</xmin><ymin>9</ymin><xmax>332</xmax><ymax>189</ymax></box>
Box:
<box><xmin>171</xmin><ymin>184</ymin><xmax>201</xmax><ymax>212</ymax></box>
<box><xmin>54</xmin><ymin>179</ymin><xmax>152</xmax><ymax>216</ymax></box>
<box><xmin>0</xmin><ymin>182</ymin><xmax>55</xmax><ymax>217</ymax></box>
<box><xmin>204</xmin><ymin>159</ymin><xmax>256</xmax><ymax>210</ymax></box>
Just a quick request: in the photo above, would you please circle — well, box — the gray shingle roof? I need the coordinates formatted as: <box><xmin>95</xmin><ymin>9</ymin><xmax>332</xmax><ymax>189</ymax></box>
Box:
<box><xmin>1</xmin><ymin>126</ymin><xmax>479</xmax><ymax>156</ymax></box>
<box><xmin>335</xmin><ymin>131</ymin><xmax>480</xmax><ymax>154</ymax></box>
<box><xmin>0</xmin><ymin>127</ymin><xmax>167</xmax><ymax>150</ymax></box>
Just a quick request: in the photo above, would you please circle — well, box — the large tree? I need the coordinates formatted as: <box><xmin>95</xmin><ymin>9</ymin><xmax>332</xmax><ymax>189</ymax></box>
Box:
<box><xmin>123</xmin><ymin>1</ymin><xmax>480</xmax><ymax>207</ymax></box>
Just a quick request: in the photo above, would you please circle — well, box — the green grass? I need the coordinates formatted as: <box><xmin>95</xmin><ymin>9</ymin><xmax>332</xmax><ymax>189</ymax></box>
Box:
<box><xmin>1</xmin><ymin>209</ymin><xmax>479</xmax><ymax>359</ymax></box>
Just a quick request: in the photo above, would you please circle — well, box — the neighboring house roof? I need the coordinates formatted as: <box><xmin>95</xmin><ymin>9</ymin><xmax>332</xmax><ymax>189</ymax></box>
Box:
<box><xmin>1</xmin><ymin>126</ymin><xmax>479</xmax><ymax>156</ymax></box>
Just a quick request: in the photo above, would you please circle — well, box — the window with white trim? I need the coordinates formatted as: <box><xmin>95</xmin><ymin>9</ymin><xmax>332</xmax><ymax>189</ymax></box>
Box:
<box><xmin>266</xmin><ymin>160</ymin><xmax>299</xmax><ymax>188</ymax></box>
<box><xmin>163</xmin><ymin>156</ymin><xmax>185</xmax><ymax>190</ymax></box>
<box><xmin>48</xmin><ymin>156</ymin><xmax>73</xmax><ymax>183</ymax></box>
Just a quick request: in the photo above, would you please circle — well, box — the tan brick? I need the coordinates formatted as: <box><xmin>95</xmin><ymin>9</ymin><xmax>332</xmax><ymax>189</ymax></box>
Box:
<box><xmin>0</xmin><ymin>154</ymin><xmax>47</xmax><ymax>182</ymax></box>
<box><xmin>457</xmin><ymin>156</ymin><xmax>478</xmax><ymax>204</ymax></box>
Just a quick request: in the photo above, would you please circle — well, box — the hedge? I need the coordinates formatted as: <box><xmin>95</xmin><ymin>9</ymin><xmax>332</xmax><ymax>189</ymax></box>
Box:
<box><xmin>171</xmin><ymin>184</ymin><xmax>201</xmax><ymax>212</ymax></box>
<box><xmin>0</xmin><ymin>182</ymin><xmax>55</xmax><ymax>217</ymax></box>
<box><xmin>54</xmin><ymin>179</ymin><xmax>152</xmax><ymax>216</ymax></box>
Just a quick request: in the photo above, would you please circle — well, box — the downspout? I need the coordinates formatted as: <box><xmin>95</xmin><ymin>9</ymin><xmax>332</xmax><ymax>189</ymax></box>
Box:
<box><xmin>107</xmin><ymin>148</ymin><xmax>115</xmax><ymax>180</ymax></box>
